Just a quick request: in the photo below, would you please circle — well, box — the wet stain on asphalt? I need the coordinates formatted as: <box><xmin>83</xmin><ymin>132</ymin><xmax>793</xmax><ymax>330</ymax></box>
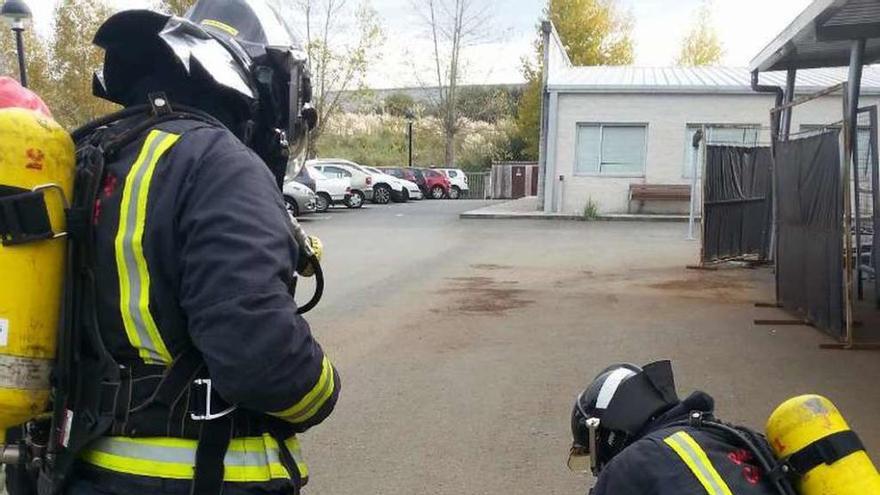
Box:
<box><xmin>436</xmin><ymin>276</ymin><xmax>534</xmax><ymax>315</ymax></box>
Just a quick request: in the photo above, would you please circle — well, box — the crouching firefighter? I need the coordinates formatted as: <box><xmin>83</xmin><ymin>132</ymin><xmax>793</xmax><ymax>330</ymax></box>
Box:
<box><xmin>567</xmin><ymin>361</ymin><xmax>797</xmax><ymax>495</ymax></box>
<box><xmin>2</xmin><ymin>1</ymin><xmax>339</xmax><ymax>494</ymax></box>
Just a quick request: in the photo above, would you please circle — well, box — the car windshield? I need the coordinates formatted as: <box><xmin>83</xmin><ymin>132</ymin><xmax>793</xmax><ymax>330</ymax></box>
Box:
<box><xmin>308</xmin><ymin>166</ymin><xmax>329</xmax><ymax>180</ymax></box>
<box><xmin>345</xmin><ymin>162</ymin><xmax>370</xmax><ymax>174</ymax></box>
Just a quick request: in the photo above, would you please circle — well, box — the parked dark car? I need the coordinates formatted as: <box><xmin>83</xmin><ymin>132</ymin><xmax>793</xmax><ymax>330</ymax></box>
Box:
<box><xmin>418</xmin><ymin>168</ymin><xmax>451</xmax><ymax>199</ymax></box>
<box><xmin>385</xmin><ymin>167</ymin><xmax>427</xmax><ymax>196</ymax></box>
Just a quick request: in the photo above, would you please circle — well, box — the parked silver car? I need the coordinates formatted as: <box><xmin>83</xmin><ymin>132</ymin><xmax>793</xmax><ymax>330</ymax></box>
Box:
<box><xmin>309</xmin><ymin>159</ymin><xmax>375</xmax><ymax>208</ymax></box>
<box><xmin>282</xmin><ymin>179</ymin><xmax>317</xmax><ymax>217</ymax></box>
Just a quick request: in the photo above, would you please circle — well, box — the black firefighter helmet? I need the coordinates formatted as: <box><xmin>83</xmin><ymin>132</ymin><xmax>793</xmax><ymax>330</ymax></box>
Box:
<box><xmin>92</xmin><ymin>0</ymin><xmax>317</xmax><ymax>184</ymax></box>
<box><xmin>569</xmin><ymin>360</ymin><xmax>680</xmax><ymax>475</ymax></box>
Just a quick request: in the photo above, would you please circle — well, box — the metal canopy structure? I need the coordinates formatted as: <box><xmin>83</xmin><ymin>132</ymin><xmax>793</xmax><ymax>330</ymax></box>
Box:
<box><xmin>751</xmin><ymin>0</ymin><xmax>880</xmax><ymax>349</ymax></box>
<box><xmin>750</xmin><ymin>0</ymin><xmax>880</xmax><ymax>72</ymax></box>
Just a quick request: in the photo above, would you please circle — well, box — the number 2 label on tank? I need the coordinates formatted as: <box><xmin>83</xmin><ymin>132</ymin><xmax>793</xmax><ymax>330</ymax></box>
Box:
<box><xmin>0</xmin><ymin>318</ymin><xmax>8</xmax><ymax>347</ymax></box>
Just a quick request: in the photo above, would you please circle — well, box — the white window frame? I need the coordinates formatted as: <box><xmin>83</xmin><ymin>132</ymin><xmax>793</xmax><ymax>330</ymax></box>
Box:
<box><xmin>574</xmin><ymin>123</ymin><xmax>648</xmax><ymax>178</ymax></box>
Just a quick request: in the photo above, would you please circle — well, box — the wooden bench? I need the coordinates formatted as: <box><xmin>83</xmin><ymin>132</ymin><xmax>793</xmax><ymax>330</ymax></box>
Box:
<box><xmin>629</xmin><ymin>184</ymin><xmax>691</xmax><ymax>213</ymax></box>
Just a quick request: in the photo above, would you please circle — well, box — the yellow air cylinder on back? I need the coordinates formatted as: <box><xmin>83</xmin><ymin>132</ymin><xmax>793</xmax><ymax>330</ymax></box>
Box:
<box><xmin>0</xmin><ymin>107</ymin><xmax>74</xmax><ymax>444</ymax></box>
<box><xmin>766</xmin><ymin>394</ymin><xmax>880</xmax><ymax>495</ymax></box>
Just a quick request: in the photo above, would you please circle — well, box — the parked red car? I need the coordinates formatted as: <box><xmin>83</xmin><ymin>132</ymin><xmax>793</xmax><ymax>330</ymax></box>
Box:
<box><xmin>384</xmin><ymin>167</ymin><xmax>427</xmax><ymax>194</ymax></box>
<box><xmin>418</xmin><ymin>168</ymin><xmax>451</xmax><ymax>199</ymax></box>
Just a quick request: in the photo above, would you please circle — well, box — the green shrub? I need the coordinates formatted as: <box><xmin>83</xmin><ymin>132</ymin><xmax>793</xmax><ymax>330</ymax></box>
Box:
<box><xmin>582</xmin><ymin>198</ymin><xmax>599</xmax><ymax>220</ymax></box>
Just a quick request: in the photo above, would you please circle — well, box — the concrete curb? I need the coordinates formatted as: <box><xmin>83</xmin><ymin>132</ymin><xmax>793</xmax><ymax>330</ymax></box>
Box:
<box><xmin>459</xmin><ymin>212</ymin><xmax>582</xmax><ymax>220</ymax></box>
<box><xmin>460</xmin><ymin>212</ymin><xmax>698</xmax><ymax>223</ymax></box>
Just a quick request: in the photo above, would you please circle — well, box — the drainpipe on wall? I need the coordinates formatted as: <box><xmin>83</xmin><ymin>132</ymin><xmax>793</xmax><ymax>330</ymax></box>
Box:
<box><xmin>750</xmin><ymin>70</ymin><xmax>784</xmax><ymax>139</ymax></box>
<box><xmin>750</xmin><ymin>69</ymin><xmax>784</xmax><ymax>267</ymax></box>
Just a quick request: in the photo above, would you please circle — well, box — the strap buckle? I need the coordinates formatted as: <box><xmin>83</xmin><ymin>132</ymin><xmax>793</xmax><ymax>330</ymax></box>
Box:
<box><xmin>688</xmin><ymin>411</ymin><xmax>705</xmax><ymax>428</ymax></box>
<box><xmin>189</xmin><ymin>379</ymin><xmax>237</xmax><ymax>421</ymax></box>
<box><xmin>148</xmin><ymin>92</ymin><xmax>173</xmax><ymax>116</ymax></box>
<box><xmin>35</xmin><ymin>184</ymin><xmax>71</xmax><ymax>240</ymax></box>
<box><xmin>0</xmin><ymin>183</ymin><xmax>69</xmax><ymax>246</ymax></box>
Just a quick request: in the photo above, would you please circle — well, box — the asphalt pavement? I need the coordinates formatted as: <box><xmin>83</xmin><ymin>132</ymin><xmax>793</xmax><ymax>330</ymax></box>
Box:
<box><xmin>296</xmin><ymin>199</ymin><xmax>880</xmax><ymax>495</ymax></box>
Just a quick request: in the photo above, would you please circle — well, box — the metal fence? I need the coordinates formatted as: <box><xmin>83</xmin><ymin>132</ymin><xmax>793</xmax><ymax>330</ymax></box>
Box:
<box><xmin>462</xmin><ymin>172</ymin><xmax>490</xmax><ymax>199</ymax></box>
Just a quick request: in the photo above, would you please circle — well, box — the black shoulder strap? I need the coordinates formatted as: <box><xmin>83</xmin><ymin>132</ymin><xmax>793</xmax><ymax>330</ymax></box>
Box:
<box><xmin>786</xmin><ymin>430</ymin><xmax>865</xmax><ymax>475</ymax></box>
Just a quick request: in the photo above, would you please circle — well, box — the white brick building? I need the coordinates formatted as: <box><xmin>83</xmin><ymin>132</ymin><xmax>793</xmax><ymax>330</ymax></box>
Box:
<box><xmin>540</xmin><ymin>27</ymin><xmax>880</xmax><ymax>215</ymax></box>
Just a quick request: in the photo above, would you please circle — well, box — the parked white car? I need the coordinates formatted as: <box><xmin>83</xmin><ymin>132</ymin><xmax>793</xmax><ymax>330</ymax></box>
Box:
<box><xmin>364</xmin><ymin>166</ymin><xmax>422</xmax><ymax>200</ymax></box>
<box><xmin>435</xmin><ymin>168</ymin><xmax>469</xmax><ymax>199</ymax></box>
<box><xmin>355</xmin><ymin>163</ymin><xmax>407</xmax><ymax>204</ymax></box>
<box><xmin>302</xmin><ymin>165</ymin><xmax>351</xmax><ymax>212</ymax></box>
<box><xmin>309</xmin><ymin>159</ymin><xmax>374</xmax><ymax>209</ymax></box>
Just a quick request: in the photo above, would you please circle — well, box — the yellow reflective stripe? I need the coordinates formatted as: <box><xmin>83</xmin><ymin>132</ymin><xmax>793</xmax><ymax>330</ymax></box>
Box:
<box><xmin>664</xmin><ymin>431</ymin><xmax>733</xmax><ymax>495</ymax></box>
<box><xmin>201</xmin><ymin>19</ymin><xmax>240</xmax><ymax>36</ymax></box>
<box><xmin>80</xmin><ymin>435</ymin><xmax>308</xmax><ymax>482</ymax></box>
<box><xmin>270</xmin><ymin>355</ymin><xmax>335</xmax><ymax>424</ymax></box>
<box><xmin>115</xmin><ymin>130</ymin><xmax>180</xmax><ymax>365</ymax></box>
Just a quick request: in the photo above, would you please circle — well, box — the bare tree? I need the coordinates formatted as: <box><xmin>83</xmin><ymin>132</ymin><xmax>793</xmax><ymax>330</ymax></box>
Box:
<box><xmin>278</xmin><ymin>0</ymin><xmax>383</xmax><ymax>156</ymax></box>
<box><xmin>415</xmin><ymin>0</ymin><xmax>492</xmax><ymax>167</ymax></box>
<box><xmin>158</xmin><ymin>0</ymin><xmax>197</xmax><ymax>16</ymax></box>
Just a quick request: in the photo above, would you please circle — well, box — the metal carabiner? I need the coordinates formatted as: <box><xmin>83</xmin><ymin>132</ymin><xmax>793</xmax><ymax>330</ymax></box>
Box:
<box><xmin>189</xmin><ymin>378</ymin><xmax>237</xmax><ymax>421</ymax></box>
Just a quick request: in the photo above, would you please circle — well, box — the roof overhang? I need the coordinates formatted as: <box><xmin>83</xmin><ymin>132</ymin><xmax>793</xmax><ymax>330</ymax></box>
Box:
<box><xmin>750</xmin><ymin>0</ymin><xmax>880</xmax><ymax>72</ymax></box>
<box><xmin>545</xmin><ymin>85</ymin><xmax>880</xmax><ymax>96</ymax></box>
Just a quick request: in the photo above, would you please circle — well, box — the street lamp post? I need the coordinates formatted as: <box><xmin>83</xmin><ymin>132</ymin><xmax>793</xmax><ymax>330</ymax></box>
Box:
<box><xmin>1</xmin><ymin>0</ymin><xmax>32</xmax><ymax>88</ymax></box>
<box><xmin>405</xmin><ymin>109</ymin><xmax>414</xmax><ymax>168</ymax></box>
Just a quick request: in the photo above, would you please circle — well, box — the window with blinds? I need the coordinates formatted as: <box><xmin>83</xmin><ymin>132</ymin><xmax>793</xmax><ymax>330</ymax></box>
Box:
<box><xmin>575</xmin><ymin>124</ymin><xmax>647</xmax><ymax>176</ymax></box>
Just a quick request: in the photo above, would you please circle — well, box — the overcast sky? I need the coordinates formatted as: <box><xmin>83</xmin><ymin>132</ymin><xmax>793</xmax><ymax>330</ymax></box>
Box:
<box><xmin>27</xmin><ymin>0</ymin><xmax>813</xmax><ymax>88</ymax></box>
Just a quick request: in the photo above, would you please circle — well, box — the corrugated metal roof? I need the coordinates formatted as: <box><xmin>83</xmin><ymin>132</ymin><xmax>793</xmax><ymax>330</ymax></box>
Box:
<box><xmin>547</xmin><ymin>65</ymin><xmax>880</xmax><ymax>94</ymax></box>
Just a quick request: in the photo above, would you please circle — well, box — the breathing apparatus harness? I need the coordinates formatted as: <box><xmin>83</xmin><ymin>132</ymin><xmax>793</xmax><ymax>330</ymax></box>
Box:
<box><xmin>580</xmin><ymin>410</ymin><xmax>799</xmax><ymax>495</ymax></box>
<box><xmin>664</xmin><ymin>413</ymin><xmax>798</xmax><ymax>495</ymax></box>
<box><xmin>69</xmin><ymin>94</ymin><xmax>325</xmax><ymax>315</ymax></box>
<box><xmin>2</xmin><ymin>95</ymin><xmax>324</xmax><ymax>495</ymax></box>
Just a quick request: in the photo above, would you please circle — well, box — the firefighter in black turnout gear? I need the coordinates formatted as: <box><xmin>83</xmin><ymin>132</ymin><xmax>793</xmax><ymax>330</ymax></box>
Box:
<box><xmin>48</xmin><ymin>1</ymin><xmax>337</xmax><ymax>494</ymax></box>
<box><xmin>568</xmin><ymin>361</ymin><xmax>796</xmax><ymax>495</ymax></box>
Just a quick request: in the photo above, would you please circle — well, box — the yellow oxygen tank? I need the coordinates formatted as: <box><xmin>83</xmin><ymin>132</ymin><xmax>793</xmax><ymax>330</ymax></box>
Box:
<box><xmin>0</xmin><ymin>107</ymin><xmax>75</xmax><ymax>444</ymax></box>
<box><xmin>766</xmin><ymin>394</ymin><xmax>880</xmax><ymax>495</ymax></box>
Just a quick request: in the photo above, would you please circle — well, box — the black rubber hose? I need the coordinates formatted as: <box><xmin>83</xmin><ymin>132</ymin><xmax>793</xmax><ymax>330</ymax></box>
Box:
<box><xmin>296</xmin><ymin>259</ymin><xmax>323</xmax><ymax>314</ymax></box>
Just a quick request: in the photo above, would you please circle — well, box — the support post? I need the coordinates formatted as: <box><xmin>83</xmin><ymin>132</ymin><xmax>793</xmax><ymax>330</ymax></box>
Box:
<box><xmin>407</xmin><ymin>121</ymin><xmax>413</xmax><ymax>168</ymax></box>
<box><xmin>536</xmin><ymin>21</ymin><xmax>552</xmax><ymax>210</ymax></box>
<box><xmin>687</xmin><ymin>129</ymin><xmax>703</xmax><ymax>241</ymax></box>
<box><xmin>782</xmin><ymin>68</ymin><xmax>796</xmax><ymax>139</ymax></box>
<box><xmin>557</xmin><ymin>174</ymin><xmax>565</xmax><ymax>213</ymax></box>
<box><xmin>700</xmin><ymin>125</ymin><xmax>709</xmax><ymax>260</ymax></box>
<box><xmin>871</xmin><ymin>107</ymin><xmax>880</xmax><ymax>308</ymax></box>
<box><xmin>543</xmin><ymin>91</ymin><xmax>559</xmax><ymax>212</ymax></box>
<box><xmin>13</xmin><ymin>24</ymin><xmax>26</xmax><ymax>88</ymax></box>
<box><xmin>842</xmin><ymin>41</ymin><xmax>864</xmax><ymax>347</ymax></box>
<box><xmin>848</xmin><ymin>42</ymin><xmax>865</xmax><ymax>302</ymax></box>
